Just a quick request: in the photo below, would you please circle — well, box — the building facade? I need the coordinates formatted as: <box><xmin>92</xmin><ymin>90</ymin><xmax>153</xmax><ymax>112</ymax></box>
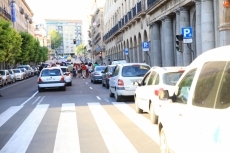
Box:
<box><xmin>45</xmin><ymin>19</ymin><xmax>82</xmax><ymax>56</ymax></box>
<box><xmin>103</xmin><ymin>0</ymin><xmax>230</xmax><ymax>66</ymax></box>
<box><xmin>0</xmin><ymin>0</ymin><xmax>34</xmax><ymax>35</ymax></box>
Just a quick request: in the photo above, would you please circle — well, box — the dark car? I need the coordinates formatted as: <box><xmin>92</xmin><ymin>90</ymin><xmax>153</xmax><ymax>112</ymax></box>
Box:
<box><xmin>91</xmin><ymin>66</ymin><xmax>106</xmax><ymax>84</ymax></box>
<box><xmin>101</xmin><ymin>65</ymin><xmax>116</xmax><ymax>89</ymax></box>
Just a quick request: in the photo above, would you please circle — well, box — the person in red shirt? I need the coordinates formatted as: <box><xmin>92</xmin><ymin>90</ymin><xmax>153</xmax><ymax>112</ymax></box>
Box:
<box><xmin>81</xmin><ymin>63</ymin><xmax>87</xmax><ymax>79</ymax></box>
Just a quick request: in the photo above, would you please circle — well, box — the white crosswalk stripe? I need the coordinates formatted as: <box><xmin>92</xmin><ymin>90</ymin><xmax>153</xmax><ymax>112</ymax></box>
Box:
<box><xmin>112</xmin><ymin>102</ymin><xmax>160</xmax><ymax>145</ymax></box>
<box><xmin>88</xmin><ymin>103</ymin><xmax>138</xmax><ymax>153</ymax></box>
<box><xmin>0</xmin><ymin>102</ymin><xmax>159</xmax><ymax>153</ymax></box>
<box><xmin>0</xmin><ymin>104</ymin><xmax>49</xmax><ymax>153</ymax></box>
<box><xmin>53</xmin><ymin>103</ymin><xmax>80</xmax><ymax>153</ymax></box>
<box><xmin>0</xmin><ymin>106</ymin><xmax>23</xmax><ymax>127</ymax></box>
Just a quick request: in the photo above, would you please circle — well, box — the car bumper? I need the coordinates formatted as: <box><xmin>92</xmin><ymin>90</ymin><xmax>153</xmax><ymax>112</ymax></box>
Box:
<box><xmin>38</xmin><ymin>82</ymin><xmax>65</xmax><ymax>88</ymax></box>
<box><xmin>116</xmin><ymin>87</ymin><xmax>135</xmax><ymax>96</ymax></box>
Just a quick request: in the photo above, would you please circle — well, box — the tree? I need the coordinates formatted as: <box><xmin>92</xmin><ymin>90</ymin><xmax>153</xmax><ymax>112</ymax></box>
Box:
<box><xmin>49</xmin><ymin>30</ymin><xmax>62</xmax><ymax>50</ymax></box>
<box><xmin>75</xmin><ymin>44</ymin><xmax>85</xmax><ymax>56</ymax></box>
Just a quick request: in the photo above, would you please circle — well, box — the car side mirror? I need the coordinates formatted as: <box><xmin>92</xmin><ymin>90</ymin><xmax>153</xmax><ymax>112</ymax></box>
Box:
<box><xmin>159</xmin><ymin>90</ymin><xmax>170</xmax><ymax>100</ymax></box>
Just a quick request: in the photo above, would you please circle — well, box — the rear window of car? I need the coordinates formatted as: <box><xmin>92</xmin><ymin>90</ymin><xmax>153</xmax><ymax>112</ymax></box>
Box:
<box><xmin>193</xmin><ymin>61</ymin><xmax>230</xmax><ymax>109</ymax></box>
<box><xmin>163</xmin><ymin>72</ymin><xmax>183</xmax><ymax>85</ymax></box>
<box><xmin>61</xmin><ymin>68</ymin><xmax>67</xmax><ymax>72</ymax></box>
<box><xmin>41</xmin><ymin>69</ymin><xmax>61</xmax><ymax>76</ymax></box>
<box><xmin>95</xmin><ymin>66</ymin><xmax>106</xmax><ymax>71</ymax></box>
<box><xmin>122</xmin><ymin>65</ymin><xmax>150</xmax><ymax>77</ymax></box>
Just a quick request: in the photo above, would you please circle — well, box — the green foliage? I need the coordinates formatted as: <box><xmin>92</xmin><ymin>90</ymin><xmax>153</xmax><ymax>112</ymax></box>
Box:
<box><xmin>49</xmin><ymin>30</ymin><xmax>62</xmax><ymax>49</ymax></box>
<box><xmin>75</xmin><ymin>44</ymin><xmax>86</xmax><ymax>55</ymax></box>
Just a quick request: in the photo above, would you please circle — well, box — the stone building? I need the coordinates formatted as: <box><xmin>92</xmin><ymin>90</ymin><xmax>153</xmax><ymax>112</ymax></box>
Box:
<box><xmin>0</xmin><ymin>0</ymin><xmax>34</xmax><ymax>35</ymax></box>
<box><xmin>103</xmin><ymin>0</ymin><xmax>230</xmax><ymax>66</ymax></box>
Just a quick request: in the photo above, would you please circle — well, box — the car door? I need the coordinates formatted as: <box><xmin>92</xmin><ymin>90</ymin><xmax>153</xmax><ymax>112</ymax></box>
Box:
<box><xmin>109</xmin><ymin>65</ymin><xmax>119</xmax><ymax>93</ymax></box>
<box><xmin>102</xmin><ymin>67</ymin><xmax>108</xmax><ymax>84</ymax></box>
<box><xmin>161</xmin><ymin>68</ymin><xmax>197</xmax><ymax>153</ymax></box>
<box><xmin>135</xmin><ymin>71</ymin><xmax>151</xmax><ymax>110</ymax></box>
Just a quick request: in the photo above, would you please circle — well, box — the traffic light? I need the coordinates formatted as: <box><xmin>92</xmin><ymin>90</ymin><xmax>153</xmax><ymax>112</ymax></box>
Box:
<box><xmin>175</xmin><ymin>34</ymin><xmax>183</xmax><ymax>53</ymax></box>
<box><xmin>73</xmin><ymin>39</ymin><xmax>76</xmax><ymax>44</ymax></box>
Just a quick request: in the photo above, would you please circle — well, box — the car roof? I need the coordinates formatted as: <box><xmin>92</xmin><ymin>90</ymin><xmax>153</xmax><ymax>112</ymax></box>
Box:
<box><xmin>150</xmin><ymin>66</ymin><xmax>186</xmax><ymax>72</ymax></box>
<box><xmin>189</xmin><ymin>45</ymin><xmax>230</xmax><ymax>68</ymax></box>
<box><xmin>42</xmin><ymin>67</ymin><xmax>61</xmax><ymax>70</ymax></box>
<box><xmin>118</xmin><ymin>63</ymin><xmax>150</xmax><ymax>66</ymax></box>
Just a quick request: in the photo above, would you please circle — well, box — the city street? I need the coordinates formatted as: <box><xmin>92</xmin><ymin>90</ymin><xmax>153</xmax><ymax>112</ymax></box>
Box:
<box><xmin>0</xmin><ymin>76</ymin><xmax>160</xmax><ymax>153</ymax></box>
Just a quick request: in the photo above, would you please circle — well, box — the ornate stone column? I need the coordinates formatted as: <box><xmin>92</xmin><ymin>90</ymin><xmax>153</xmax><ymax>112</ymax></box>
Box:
<box><xmin>151</xmin><ymin>22</ymin><xmax>162</xmax><ymax>66</ymax></box>
<box><xmin>180</xmin><ymin>7</ymin><xmax>192</xmax><ymax>66</ymax></box>
<box><xmin>201</xmin><ymin>0</ymin><xmax>215</xmax><ymax>52</ymax></box>
<box><xmin>194</xmin><ymin>0</ymin><xmax>202</xmax><ymax>56</ymax></box>
<box><xmin>164</xmin><ymin>16</ymin><xmax>174</xmax><ymax>66</ymax></box>
<box><xmin>219</xmin><ymin>0</ymin><xmax>230</xmax><ymax>46</ymax></box>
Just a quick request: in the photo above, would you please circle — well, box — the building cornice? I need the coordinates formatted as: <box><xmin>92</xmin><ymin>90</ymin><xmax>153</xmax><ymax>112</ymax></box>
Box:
<box><xmin>22</xmin><ymin>0</ymin><xmax>34</xmax><ymax>16</ymax></box>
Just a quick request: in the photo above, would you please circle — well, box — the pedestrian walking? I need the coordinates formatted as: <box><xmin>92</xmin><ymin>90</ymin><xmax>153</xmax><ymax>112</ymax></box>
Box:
<box><xmin>81</xmin><ymin>63</ymin><xmax>87</xmax><ymax>79</ymax></box>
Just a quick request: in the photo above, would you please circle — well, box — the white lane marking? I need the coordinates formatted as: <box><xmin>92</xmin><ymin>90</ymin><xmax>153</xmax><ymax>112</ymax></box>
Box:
<box><xmin>0</xmin><ymin>77</ymin><xmax>34</xmax><ymax>90</ymax></box>
<box><xmin>90</xmin><ymin>87</ymin><xmax>93</xmax><ymax>89</ymax></box>
<box><xmin>20</xmin><ymin>91</ymin><xmax>38</xmax><ymax>106</ymax></box>
<box><xmin>86</xmin><ymin>82</ymin><xmax>88</xmax><ymax>84</ymax></box>
<box><xmin>88</xmin><ymin>103</ymin><xmax>137</xmax><ymax>153</ymax></box>
<box><xmin>96</xmin><ymin>96</ymin><xmax>101</xmax><ymax>100</ymax></box>
<box><xmin>0</xmin><ymin>106</ymin><xmax>23</xmax><ymax>127</ymax></box>
<box><xmin>1</xmin><ymin>104</ymin><xmax>49</xmax><ymax>153</ymax></box>
<box><xmin>112</xmin><ymin>102</ymin><xmax>160</xmax><ymax>145</ymax></box>
<box><xmin>37</xmin><ymin>96</ymin><xmax>45</xmax><ymax>105</ymax></box>
<box><xmin>32</xmin><ymin>96</ymin><xmax>41</xmax><ymax>104</ymax></box>
<box><xmin>104</xmin><ymin>99</ymin><xmax>110</xmax><ymax>103</ymax></box>
<box><xmin>53</xmin><ymin>103</ymin><xmax>80</xmax><ymax>153</ymax></box>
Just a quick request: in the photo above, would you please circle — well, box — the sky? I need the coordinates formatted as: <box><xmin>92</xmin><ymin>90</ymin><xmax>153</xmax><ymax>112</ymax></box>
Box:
<box><xmin>25</xmin><ymin>0</ymin><xmax>91</xmax><ymax>24</ymax></box>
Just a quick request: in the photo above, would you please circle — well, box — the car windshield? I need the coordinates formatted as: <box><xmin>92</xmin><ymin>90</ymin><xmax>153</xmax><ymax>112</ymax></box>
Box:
<box><xmin>110</xmin><ymin>66</ymin><xmax>115</xmax><ymax>72</ymax></box>
<box><xmin>0</xmin><ymin>71</ymin><xmax>5</xmax><ymax>75</ymax></box>
<box><xmin>61</xmin><ymin>68</ymin><xmax>67</xmax><ymax>72</ymax></box>
<box><xmin>20</xmin><ymin>69</ymin><xmax>25</xmax><ymax>72</ymax></box>
<box><xmin>122</xmin><ymin>65</ymin><xmax>150</xmax><ymax>77</ymax></box>
<box><xmin>163</xmin><ymin>72</ymin><xmax>184</xmax><ymax>85</ymax></box>
<box><xmin>41</xmin><ymin>69</ymin><xmax>61</xmax><ymax>76</ymax></box>
<box><xmin>9</xmin><ymin>71</ymin><xmax>13</xmax><ymax>74</ymax></box>
<box><xmin>95</xmin><ymin>66</ymin><xmax>106</xmax><ymax>72</ymax></box>
<box><xmin>13</xmin><ymin>69</ymin><xmax>20</xmax><ymax>73</ymax></box>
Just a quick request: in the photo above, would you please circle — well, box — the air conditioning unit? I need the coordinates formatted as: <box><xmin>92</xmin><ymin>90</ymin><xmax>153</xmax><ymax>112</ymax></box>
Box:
<box><xmin>96</xmin><ymin>19</ymin><xmax>100</xmax><ymax>27</ymax></box>
<box><xmin>20</xmin><ymin>7</ymin><xmax>24</xmax><ymax>14</ymax></box>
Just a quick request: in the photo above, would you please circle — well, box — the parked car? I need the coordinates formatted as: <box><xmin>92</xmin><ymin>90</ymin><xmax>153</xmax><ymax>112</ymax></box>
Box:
<box><xmin>60</xmin><ymin>66</ymin><xmax>72</xmax><ymax>86</ymax></box>
<box><xmin>19</xmin><ymin>68</ymin><xmax>29</xmax><ymax>79</ymax></box>
<box><xmin>0</xmin><ymin>70</ymin><xmax>12</xmax><ymax>85</ymax></box>
<box><xmin>101</xmin><ymin>65</ymin><xmax>116</xmax><ymax>89</ymax></box>
<box><xmin>158</xmin><ymin>45</ymin><xmax>230</xmax><ymax>153</ymax></box>
<box><xmin>91</xmin><ymin>66</ymin><xmax>106</xmax><ymax>84</ymax></box>
<box><xmin>12</xmin><ymin>69</ymin><xmax>25</xmax><ymax>80</ymax></box>
<box><xmin>134</xmin><ymin>66</ymin><xmax>185</xmax><ymax>124</ymax></box>
<box><xmin>38</xmin><ymin>67</ymin><xmax>66</xmax><ymax>92</ymax></box>
<box><xmin>17</xmin><ymin>65</ymin><xmax>32</xmax><ymax>77</ymax></box>
<box><xmin>109</xmin><ymin>63</ymin><xmax>150</xmax><ymax>102</ymax></box>
<box><xmin>8</xmin><ymin>69</ymin><xmax>16</xmax><ymax>83</ymax></box>
<box><xmin>0</xmin><ymin>74</ymin><xmax>3</xmax><ymax>87</ymax></box>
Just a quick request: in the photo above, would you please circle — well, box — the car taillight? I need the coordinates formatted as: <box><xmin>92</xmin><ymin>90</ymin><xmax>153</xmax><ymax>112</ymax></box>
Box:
<box><xmin>118</xmin><ymin>79</ymin><xmax>124</xmax><ymax>86</ymax></box>
<box><xmin>38</xmin><ymin>77</ymin><xmax>43</xmax><ymax>82</ymax></box>
<box><xmin>60</xmin><ymin>76</ymin><xmax>65</xmax><ymax>81</ymax></box>
<box><xmin>154</xmin><ymin>88</ymin><xmax>164</xmax><ymax>96</ymax></box>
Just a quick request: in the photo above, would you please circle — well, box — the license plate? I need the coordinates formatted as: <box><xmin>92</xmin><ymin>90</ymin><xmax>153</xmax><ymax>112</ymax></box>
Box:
<box><xmin>47</xmin><ymin>77</ymin><xmax>55</xmax><ymax>81</ymax></box>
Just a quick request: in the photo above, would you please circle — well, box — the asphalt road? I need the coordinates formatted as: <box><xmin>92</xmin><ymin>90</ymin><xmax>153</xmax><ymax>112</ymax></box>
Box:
<box><xmin>0</xmin><ymin>76</ymin><xmax>161</xmax><ymax>153</ymax></box>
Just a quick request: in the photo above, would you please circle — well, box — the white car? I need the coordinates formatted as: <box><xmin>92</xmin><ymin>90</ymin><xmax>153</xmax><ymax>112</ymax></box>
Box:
<box><xmin>0</xmin><ymin>70</ymin><xmax>12</xmax><ymax>85</ymax></box>
<box><xmin>109</xmin><ymin>63</ymin><xmax>150</xmax><ymax>102</ymax></box>
<box><xmin>38</xmin><ymin>67</ymin><xmax>66</xmax><ymax>92</ymax></box>
<box><xmin>60</xmin><ymin>66</ymin><xmax>72</xmax><ymax>86</ymax></box>
<box><xmin>12</xmin><ymin>69</ymin><xmax>25</xmax><ymax>80</ymax></box>
<box><xmin>8</xmin><ymin>70</ymin><xmax>16</xmax><ymax>83</ymax></box>
<box><xmin>158</xmin><ymin>45</ymin><xmax>230</xmax><ymax>153</ymax></box>
<box><xmin>134</xmin><ymin>66</ymin><xmax>185</xmax><ymax>124</ymax></box>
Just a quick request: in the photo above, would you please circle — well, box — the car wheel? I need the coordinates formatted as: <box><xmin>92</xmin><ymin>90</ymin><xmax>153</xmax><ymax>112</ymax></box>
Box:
<box><xmin>150</xmin><ymin>102</ymin><xmax>158</xmax><ymax>124</ymax></box>
<box><xmin>109</xmin><ymin>87</ymin><xmax>114</xmax><ymax>97</ymax></box>
<box><xmin>102</xmin><ymin>81</ymin><xmax>105</xmax><ymax>87</ymax></box>
<box><xmin>160</xmin><ymin>128</ymin><xmax>170</xmax><ymax>153</ymax></box>
<box><xmin>91</xmin><ymin>79</ymin><xmax>93</xmax><ymax>83</ymax></box>
<box><xmin>92</xmin><ymin>79</ymin><xmax>95</xmax><ymax>84</ymax></box>
<box><xmin>114</xmin><ymin>89</ymin><xmax>122</xmax><ymax>102</ymax></box>
<box><xmin>62</xmin><ymin>86</ymin><xmax>66</xmax><ymax>91</ymax></box>
<box><xmin>38</xmin><ymin>87</ymin><xmax>43</xmax><ymax>92</ymax></box>
<box><xmin>106</xmin><ymin>81</ymin><xmax>109</xmax><ymax>89</ymax></box>
<box><xmin>135</xmin><ymin>96</ymin><xmax>143</xmax><ymax>113</ymax></box>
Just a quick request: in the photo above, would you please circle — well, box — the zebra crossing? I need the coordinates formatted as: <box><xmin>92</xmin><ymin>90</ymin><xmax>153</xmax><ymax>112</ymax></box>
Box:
<box><xmin>0</xmin><ymin>102</ymin><xmax>160</xmax><ymax>153</ymax></box>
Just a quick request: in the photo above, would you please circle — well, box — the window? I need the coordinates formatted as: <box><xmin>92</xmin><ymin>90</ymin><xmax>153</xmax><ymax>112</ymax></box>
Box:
<box><xmin>141</xmin><ymin>72</ymin><xmax>151</xmax><ymax>86</ymax></box>
<box><xmin>147</xmin><ymin>71</ymin><xmax>156</xmax><ymax>85</ymax></box>
<box><xmin>112</xmin><ymin>66</ymin><xmax>119</xmax><ymax>76</ymax></box>
<box><xmin>175</xmin><ymin>69</ymin><xmax>196</xmax><ymax>104</ymax></box>
<box><xmin>193</xmin><ymin>61</ymin><xmax>230</xmax><ymax>109</ymax></box>
<box><xmin>122</xmin><ymin>65</ymin><xmax>150</xmax><ymax>77</ymax></box>
<box><xmin>163</xmin><ymin>72</ymin><xmax>184</xmax><ymax>85</ymax></box>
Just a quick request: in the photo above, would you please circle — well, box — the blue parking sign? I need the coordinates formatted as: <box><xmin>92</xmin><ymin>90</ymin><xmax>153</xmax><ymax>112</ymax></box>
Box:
<box><xmin>142</xmin><ymin>42</ymin><xmax>149</xmax><ymax>51</ymax></box>
<box><xmin>182</xmin><ymin>27</ymin><xmax>193</xmax><ymax>39</ymax></box>
<box><xmin>124</xmin><ymin>48</ymin><xmax>129</xmax><ymax>55</ymax></box>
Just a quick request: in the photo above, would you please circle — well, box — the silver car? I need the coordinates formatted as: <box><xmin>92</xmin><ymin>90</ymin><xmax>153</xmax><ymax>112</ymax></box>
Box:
<box><xmin>12</xmin><ymin>69</ymin><xmax>25</xmax><ymax>80</ymax></box>
<box><xmin>8</xmin><ymin>70</ymin><xmax>16</xmax><ymax>83</ymax></box>
<box><xmin>91</xmin><ymin>66</ymin><xmax>106</xmax><ymax>84</ymax></box>
<box><xmin>0</xmin><ymin>70</ymin><xmax>12</xmax><ymax>85</ymax></box>
<box><xmin>38</xmin><ymin>67</ymin><xmax>66</xmax><ymax>92</ymax></box>
<box><xmin>60</xmin><ymin>66</ymin><xmax>72</xmax><ymax>86</ymax></box>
